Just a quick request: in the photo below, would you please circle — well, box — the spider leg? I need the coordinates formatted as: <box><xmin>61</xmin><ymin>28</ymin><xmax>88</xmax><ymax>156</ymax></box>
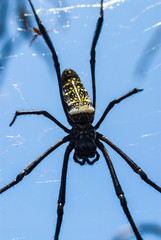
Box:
<box><xmin>29</xmin><ymin>34</ymin><xmax>38</xmax><ymax>46</ymax></box>
<box><xmin>27</xmin><ymin>0</ymin><xmax>71</xmax><ymax>124</ymax></box>
<box><xmin>73</xmin><ymin>153</ymin><xmax>86</xmax><ymax>165</ymax></box>
<box><xmin>9</xmin><ymin>110</ymin><xmax>70</xmax><ymax>133</ymax></box>
<box><xmin>54</xmin><ymin>142</ymin><xmax>74</xmax><ymax>240</ymax></box>
<box><xmin>97</xmin><ymin>140</ymin><xmax>143</xmax><ymax>240</ymax></box>
<box><xmin>90</xmin><ymin>0</ymin><xmax>104</xmax><ymax>109</ymax></box>
<box><xmin>0</xmin><ymin>136</ymin><xmax>70</xmax><ymax>194</ymax></box>
<box><xmin>98</xmin><ymin>133</ymin><xmax>161</xmax><ymax>193</ymax></box>
<box><xmin>95</xmin><ymin>88</ymin><xmax>143</xmax><ymax>129</ymax></box>
<box><xmin>73</xmin><ymin>152</ymin><xmax>100</xmax><ymax>165</ymax></box>
<box><xmin>86</xmin><ymin>151</ymin><xmax>100</xmax><ymax>165</ymax></box>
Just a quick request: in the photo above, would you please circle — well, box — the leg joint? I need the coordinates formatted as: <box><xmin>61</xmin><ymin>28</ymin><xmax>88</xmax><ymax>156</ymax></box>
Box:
<box><xmin>137</xmin><ymin>168</ymin><xmax>147</xmax><ymax>180</ymax></box>
<box><xmin>119</xmin><ymin>193</ymin><xmax>127</xmax><ymax>207</ymax></box>
<box><xmin>57</xmin><ymin>203</ymin><xmax>64</xmax><ymax>216</ymax></box>
<box><xmin>16</xmin><ymin>169</ymin><xmax>29</xmax><ymax>182</ymax></box>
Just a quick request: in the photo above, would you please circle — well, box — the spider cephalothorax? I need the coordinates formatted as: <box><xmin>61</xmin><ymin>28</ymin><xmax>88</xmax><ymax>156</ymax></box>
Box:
<box><xmin>70</xmin><ymin>123</ymin><xmax>99</xmax><ymax>165</ymax></box>
<box><xmin>0</xmin><ymin>1</ymin><xmax>160</xmax><ymax>240</ymax></box>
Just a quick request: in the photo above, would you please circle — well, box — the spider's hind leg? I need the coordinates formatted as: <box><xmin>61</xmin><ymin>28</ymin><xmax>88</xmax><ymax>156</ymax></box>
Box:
<box><xmin>97</xmin><ymin>140</ymin><xmax>143</xmax><ymax>240</ymax></box>
<box><xmin>54</xmin><ymin>143</ymin><xmax>74</xmax><ymax>240</ymax></box>
<box><xmin>98</xmin><ymin>133</ymin><xmax>161</xmax><ymax>193</ymax></box>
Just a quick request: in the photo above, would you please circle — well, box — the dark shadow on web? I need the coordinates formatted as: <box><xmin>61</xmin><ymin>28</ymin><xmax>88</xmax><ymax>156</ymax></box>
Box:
<box><xmin>135</xmin><ymin>26</ymin><xmax>161</xmax><ymax>76</ymax></box>
<box><xmin>134</xmin><ymin>26</ymin><xmax>161</xmax><ymax>77</ymax></box>
<box><xmin>0</xmin><ymin>1</ymin><xmax>31</xmax><ymax>82</ymax></box>
<box><xmin>112</xmin><ymin>223</ymin><xmax>161</xmax><ymax>240</ymax></box>
<box><xmin>0</xmin><ymin>0</ymin><xmax>70</xmax><ymax>84</ymax></box>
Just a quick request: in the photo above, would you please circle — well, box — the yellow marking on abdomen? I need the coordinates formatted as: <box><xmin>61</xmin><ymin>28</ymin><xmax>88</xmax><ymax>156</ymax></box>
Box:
<box><xmin>61</xmin><ymin>68</ymin><xmax>95</xmax><ymax>122</ymax></box>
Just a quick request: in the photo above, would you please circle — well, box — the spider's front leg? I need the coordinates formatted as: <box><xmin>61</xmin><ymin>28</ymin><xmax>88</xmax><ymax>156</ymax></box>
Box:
<box><xmin>27</xmin><ymin>0</ymin><xmax>71</xmax><ymax>124</ymax></box>
<box><xmin>90</xmin><ymin>0</ymin><xmax>104</xmax><ymax>109</ymax></box>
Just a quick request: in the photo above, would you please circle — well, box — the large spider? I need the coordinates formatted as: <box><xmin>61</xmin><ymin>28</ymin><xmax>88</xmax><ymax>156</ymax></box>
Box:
<box><xmin>0</xmin><ymin>0</ymin><xmax>160</xmax><ymax>240</ymax></box>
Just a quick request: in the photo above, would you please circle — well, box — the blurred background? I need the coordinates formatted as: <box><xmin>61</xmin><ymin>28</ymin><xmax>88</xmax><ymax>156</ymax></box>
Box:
<box><xmin>0</xmin><ymin>0</ymin><xmax>161</xmax><ymax>240</ymax></box>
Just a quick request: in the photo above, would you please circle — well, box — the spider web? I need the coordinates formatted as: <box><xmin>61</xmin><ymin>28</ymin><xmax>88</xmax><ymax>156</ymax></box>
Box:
<box><xmin>0</xmin><ymin>1</ymin><xmax>160</xmax><ymax>240</ymax></box>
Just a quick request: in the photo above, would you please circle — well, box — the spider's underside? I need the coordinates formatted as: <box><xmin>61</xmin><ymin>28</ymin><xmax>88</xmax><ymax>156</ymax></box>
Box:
<box><xmin>0</xmin><ymin>0</ymin><xmax>160</xmax><ymax>240</ymax></box>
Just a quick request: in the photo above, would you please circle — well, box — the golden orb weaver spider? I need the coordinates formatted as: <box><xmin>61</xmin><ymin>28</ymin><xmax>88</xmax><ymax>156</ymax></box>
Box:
<box><xmin>0</xmin><ymin>0</ymin><xmax>161</xmax><ymax>240</ymax></box>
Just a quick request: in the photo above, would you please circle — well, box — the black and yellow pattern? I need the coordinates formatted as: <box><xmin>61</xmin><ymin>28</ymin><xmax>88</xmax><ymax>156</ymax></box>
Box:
<box><xmin>61</xmin><ymin>69</ymin><xmax>95</xmax><ymax>123</ymax></box>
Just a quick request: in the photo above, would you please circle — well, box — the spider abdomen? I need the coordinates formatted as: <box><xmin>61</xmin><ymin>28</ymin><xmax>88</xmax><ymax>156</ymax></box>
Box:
<box><xmin>61</xmin><ymin>69</ymin><xmax>95</xmax><ymax>123</ymax></box>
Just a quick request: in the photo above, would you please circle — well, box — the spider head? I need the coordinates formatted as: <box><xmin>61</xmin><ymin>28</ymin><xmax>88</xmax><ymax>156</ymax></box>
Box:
<box><xmin>72</xmin><ymin>123</ymin><xmax>99</xmax><ymax>165</ymax></box>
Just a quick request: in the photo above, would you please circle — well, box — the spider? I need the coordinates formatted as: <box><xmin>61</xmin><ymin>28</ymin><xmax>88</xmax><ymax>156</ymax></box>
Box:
<box><xmin>28</xmin><ymin>22</ymin><xmax>58</xmax><ymax>46</ymax></box>
<box><xmin>0</xmin><ymin>0</ymin><xmax>160</xmax><ymax>240</ymax></box>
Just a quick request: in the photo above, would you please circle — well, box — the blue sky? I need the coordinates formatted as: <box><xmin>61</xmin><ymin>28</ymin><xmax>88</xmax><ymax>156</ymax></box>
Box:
<box><xmin>0</xmin><ymin>0</ymin><xmax>161</xmax><ymax>240</ymax></box>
